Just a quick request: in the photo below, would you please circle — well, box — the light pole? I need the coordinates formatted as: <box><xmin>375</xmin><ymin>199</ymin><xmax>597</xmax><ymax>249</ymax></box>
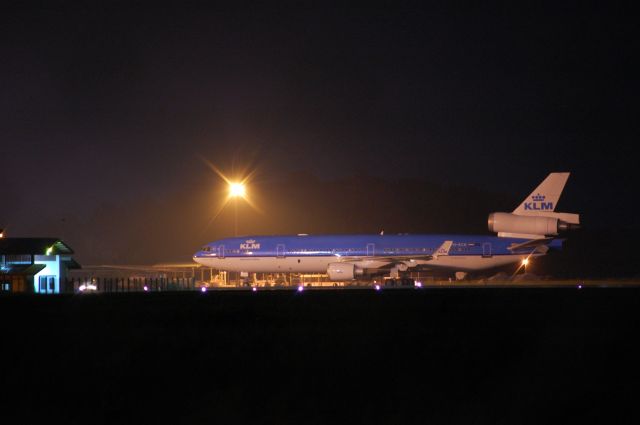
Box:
<box><xmin>229</xmin><ymin>182</ymin><xmax>246</xmax><ymax>237</ymax></box>
<box><xmin>234</xmin><ymin>197</ymin><xmax>238</xmax><ymax>237</ymax></box>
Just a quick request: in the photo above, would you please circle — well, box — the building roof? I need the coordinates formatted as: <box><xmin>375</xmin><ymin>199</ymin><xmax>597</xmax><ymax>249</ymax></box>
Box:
<box><xmin>63</xmin><ymin>258</ymin><xmax>82</xmax><ymax>269</ymax></box>
<box><xmin>0</xmin><ymin>238</ymin><xmax>74</xmax><ymax>255</ymax></box>
<box><xmin>0</xmin><ymin>264</ymin><xmax>46</xmax><ymax>276</ymax></box>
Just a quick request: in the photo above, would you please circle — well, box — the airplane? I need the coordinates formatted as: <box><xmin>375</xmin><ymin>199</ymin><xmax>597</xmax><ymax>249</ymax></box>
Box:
<box><xmin>193</xmin><ymin>172</ymin><xmax>580</xmax><ymax>284</ymax></box>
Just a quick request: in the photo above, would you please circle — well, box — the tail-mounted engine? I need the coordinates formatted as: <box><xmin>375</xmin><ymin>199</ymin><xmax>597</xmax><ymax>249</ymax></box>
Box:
<box><xmin>488</xmin><ymin>212</ymin><xmax>580</xmax><ymax>238</ymax></box>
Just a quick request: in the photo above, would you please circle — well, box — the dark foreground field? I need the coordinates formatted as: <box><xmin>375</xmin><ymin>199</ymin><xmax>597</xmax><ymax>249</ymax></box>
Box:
<box><xmin>1</xmin><ymin>288</ymin><xmax>639</xmax><ymax>424</ymax></box>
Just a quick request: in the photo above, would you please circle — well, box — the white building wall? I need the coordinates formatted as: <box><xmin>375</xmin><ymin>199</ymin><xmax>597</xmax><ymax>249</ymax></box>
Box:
<box><xmin>34</xmin><ymin>255</ymin><xmax>60</xmax><ymax>293</ymax></box>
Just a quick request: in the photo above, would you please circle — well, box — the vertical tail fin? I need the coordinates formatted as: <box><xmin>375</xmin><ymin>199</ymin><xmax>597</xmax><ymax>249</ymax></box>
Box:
<box><xmin>513</xmin><ymin>172</ymin><xmax>570</xmax><ymax>216</ymax></box>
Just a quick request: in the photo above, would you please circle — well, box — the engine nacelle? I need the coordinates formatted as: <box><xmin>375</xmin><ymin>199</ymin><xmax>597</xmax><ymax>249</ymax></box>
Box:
<box><xmin>488</xmin><ymin>212</ymin><xmax>564</xmax><ymax>236</ymax></box>
<box><xmin>327</xmin><ymin>263</ymin><xmax>363</xmax><ymax>281</ymax></box>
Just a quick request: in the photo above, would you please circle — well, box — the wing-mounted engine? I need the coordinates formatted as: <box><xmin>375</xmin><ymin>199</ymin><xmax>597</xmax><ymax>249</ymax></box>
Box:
<box><xmin>327</xmin><ymin>263</ymin><xmax>363</xmax><ymax>281</ymax></box>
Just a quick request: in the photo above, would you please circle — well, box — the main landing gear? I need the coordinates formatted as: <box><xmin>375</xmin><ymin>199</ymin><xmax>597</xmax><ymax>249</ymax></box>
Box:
<box><xmin>383</xmin><ymin>265</ymin><xmax>415</xmax><ymax>287</ymax></box>
<box><xmin>384</xmin><ymin>277</ymin><xmax>415</xmax><ymax>287</ymax></box>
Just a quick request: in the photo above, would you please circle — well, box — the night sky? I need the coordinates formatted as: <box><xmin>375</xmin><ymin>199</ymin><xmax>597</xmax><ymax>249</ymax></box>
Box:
<box><xmin>1</xmin><ymin>3</ymin><xmax>637</xmax><ymax>267</ymax></box>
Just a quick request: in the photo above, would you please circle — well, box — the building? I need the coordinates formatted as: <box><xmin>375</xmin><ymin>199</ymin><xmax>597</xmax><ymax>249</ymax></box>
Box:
<box><xmin>0</xmin><ymin>238</ymin><xmax>80</xmax><ymax>294</ymax></box>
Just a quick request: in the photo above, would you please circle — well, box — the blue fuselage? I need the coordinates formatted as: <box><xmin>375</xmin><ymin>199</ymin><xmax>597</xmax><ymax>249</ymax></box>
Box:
<box><xmin>193</xmin><ymin>234</ymin><xmax>562</xmax><ymax>274</ymax></box>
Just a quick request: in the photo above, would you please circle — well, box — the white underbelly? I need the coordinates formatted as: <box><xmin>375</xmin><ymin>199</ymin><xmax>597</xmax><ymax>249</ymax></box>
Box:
<box><xmin>430</xmin><ymin>254</ymin><xmax>529</xmax><ymax>271</ymax></box>
<box><xmin>195</xmin><ymin>253</ymin><xmax>539</xmax><ymax>273</ymax></box>
<box><xmin>195</xmin><ymin>256</ymin><xmax>338</xmax><ymax>273</ymax></box>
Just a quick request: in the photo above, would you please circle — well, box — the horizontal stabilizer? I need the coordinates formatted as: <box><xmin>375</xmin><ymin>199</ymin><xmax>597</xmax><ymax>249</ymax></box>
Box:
<box><xmin>507</xmin><ymin>238</ymin><xmax>553</xmax><ymax>252</ymax></box>
<box><xmin>498</xmin><ymin>232</ymin><xmax>548</xmax><ymax>239</ymax></box>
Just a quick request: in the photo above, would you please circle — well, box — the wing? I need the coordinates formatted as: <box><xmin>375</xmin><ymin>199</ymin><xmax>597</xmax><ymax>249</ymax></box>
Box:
<box><xmin>339</xmin><ymin>240</ymin><xmax>453</xmax><ymax>268</ymax></box>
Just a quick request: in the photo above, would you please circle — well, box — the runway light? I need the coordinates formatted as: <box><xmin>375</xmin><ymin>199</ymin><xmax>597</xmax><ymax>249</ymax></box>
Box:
<box><xmin>297</xmin><ymin>285</ymin><xmax>304</xmax><ymax>292</ymax></box>
<box><xmin>252</xmin><ymin>287</ymin><xmax>257</xmax><ymax>292</ymax></box>
<box><xmin>578</xmin><ymin>285</ymin><xmax>582</xmax><ymax>289</ymax></box>
<box><xmin>521</xmin><ymin>258</ymin><xmax>529</xmax><ymax>266</ymax></box>
<box><xmin>374</xmin><ymin>284</ymin><xmax>381</xmax><ymax>291</ymax></box>
<box><xmin>414</xmin><ymin>281</ymin><xmax>423</xmax><ymax>288</ymax></box>
<box><xmin>143</xmin><ymin>285</ymin><xmax>149</xmax><ymax>292</ymax></box>
<box><xmin>201</xmin><ymin>286</ymin><xmax>207</xmax><ymax>293</ymax></box>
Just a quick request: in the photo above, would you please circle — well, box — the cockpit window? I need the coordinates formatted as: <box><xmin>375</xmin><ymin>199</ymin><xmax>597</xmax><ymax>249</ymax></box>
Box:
<box><xmin>202</xmin><ymin>246</ymin><xmax>211</xmax><ymax>252</ymax></box>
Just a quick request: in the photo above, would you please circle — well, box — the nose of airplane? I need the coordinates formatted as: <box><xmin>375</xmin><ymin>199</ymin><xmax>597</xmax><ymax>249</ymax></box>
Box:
<box><xmin>193</xmin><ymin>245</ymin><xmax>216</xmax><ymax>264</ymax></box>
<box><xmin>193</xmin><ymin>251</ymin><xmax>205</xmax><ymax>264</ymax></box>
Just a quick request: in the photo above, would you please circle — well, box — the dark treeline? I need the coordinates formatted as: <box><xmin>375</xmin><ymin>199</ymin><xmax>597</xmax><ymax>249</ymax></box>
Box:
<box><xmin>24</xmin><ymin>172</ymin><xmax>517</xmax><ymax>264</ymax></box>
<box><xmin>537</xmin><ymin>229</ymin><xmax>640</xmax><ymax>279</ymax></box>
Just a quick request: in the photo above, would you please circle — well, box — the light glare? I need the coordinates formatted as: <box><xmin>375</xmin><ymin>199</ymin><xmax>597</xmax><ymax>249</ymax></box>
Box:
<box><xmin>230</xmin><ymin>182</ymin><xmax>246</xmax><ymax>197</ymax></box>
<box><xmin>79</xmin><ymin>283</ymin><xmax>97</xmax><ymax>292</ymax></box>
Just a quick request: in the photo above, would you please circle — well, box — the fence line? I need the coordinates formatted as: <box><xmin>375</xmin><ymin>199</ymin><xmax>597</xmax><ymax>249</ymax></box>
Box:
<box><xmin>65</xmin><ymin>276</ymin><xmax>197</xmax><ymax>293</ymax></box>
